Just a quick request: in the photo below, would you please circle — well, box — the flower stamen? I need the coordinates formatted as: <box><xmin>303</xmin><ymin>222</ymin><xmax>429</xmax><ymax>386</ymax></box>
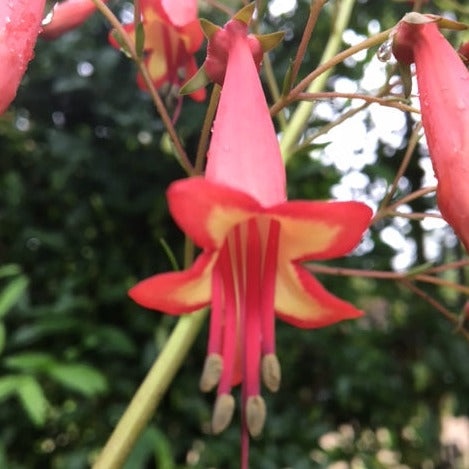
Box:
<box><xmin>212</xmin><ymin>393</ymin><xmax>235</xmax><ymax>434</ymax></box>
<box><xmin>246</xmin><ymin>395</ymin><xmax>267</xmax><ymax>437</ymax></box>
<box><xmin>199</xmin><ymin>353</ymin><xmax>223</xmax><ymax>392</ymax></box>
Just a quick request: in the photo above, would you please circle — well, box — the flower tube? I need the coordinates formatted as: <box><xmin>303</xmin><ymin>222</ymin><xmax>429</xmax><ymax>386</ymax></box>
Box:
<box><xmin>393</xmin><ymin>13</ymin><xmax>469</xmax><ymax>251</ymax></box>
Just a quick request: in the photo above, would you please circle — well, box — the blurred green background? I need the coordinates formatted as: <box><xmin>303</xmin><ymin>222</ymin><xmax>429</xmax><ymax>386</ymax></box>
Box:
<box><xmin>1</xmin><ymin>1</ymin><xmax>468</xmax><ymax>468</ymax></box>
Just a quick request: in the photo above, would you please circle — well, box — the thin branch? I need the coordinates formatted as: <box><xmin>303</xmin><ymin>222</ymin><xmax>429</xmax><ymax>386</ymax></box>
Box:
<box><xmin>289</xmin><ymin>0</ymin><xmax>329</xmax><ymax>87</ymax></box>
<box><xmin>272</xmin><ymin>28</ymin><xmax>393</xmax><ymax>117</ymax></box>
<box><xmin>307</xmin><ymin>263</ymin><xmax>401</xmax><ymax>280</ymax></box>
<box><xmin>278</xmin><ymin>0</ymin><xmax>358</xmax><ymax>163</ymax></box>
<box><xmin>307</xmin><ymin>263</ymin><xmax>469</xmax><ymax>340</ymax></box>
<box><xmin>415</xmin><ymin>274</ymin><xmax>469</xmax><ymax>296</ymax></box>
<box><xmin>426</xmin><ymin>259</ymin><xmax>469</xmax><ymax>275</ymax></box>
<box><xmin>373</xmin><ymin>186</ymin><xmax>437</xmax><ymax>224</ymax></box>
<box><xmin>385</xmin><ymin>210</ymin><xmax>442</xmax><ymax>221</ymax></box>
<box><xmin>378</xmin><ymin>121</ymin><xmax>423</xmax><ymax>213</ymax></box>
<box><xmin>293</xmin><ymin>102</ymin><xmax>367</xmax><ymax>155</ymax></box>
<box><xmin>307</xmin><ymin>263</ymin><xmax>469</xmax><ymax>295</ymax></box>
<box><xmin>400</xmin><ymin>280</ymin><xmax>469</xmax><ymax>341</ymax></box>
<box><xmin>296</xmin><ymin>92</ymin><xmax>420</xmax><ymax>114</ymax></box>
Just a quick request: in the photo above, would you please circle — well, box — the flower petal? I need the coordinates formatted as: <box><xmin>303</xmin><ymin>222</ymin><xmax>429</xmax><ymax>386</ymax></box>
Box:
<box><xmin>129</xmin><ymin>252</ymin><xmax>215</xmax><ymax>314</ymax></box>
<box><xmin>268</xmin><ymin>200</ymin><xmax>372</xmax><ymax>261</ymax></box>
<box><xmin>275</xmin><ymin>263</ymin><xmax>363</xmax><ymax>328</ymax></box>
<box><xmin>0</xmin><ymin>0</ymin><xmax>45</xmax><ymax>114</ymax></box>
<box><xmin>161</xmin><ymin>0</ymin><xmax>197</xmax><ymax>27</ymax></box>
<box><xmin>41</xmin><ymin>0</ymin><xmax>102</xmax><ymax>40</ymax></box>
<box><xmin>205</xmin><ymin>21</ymin><xmax>286</xmax><ymax>206</ymax></box>
<box><xmin>167</xmin><ymin>177</ymin><xmax>261</xmax><ymax>250</ymax></box>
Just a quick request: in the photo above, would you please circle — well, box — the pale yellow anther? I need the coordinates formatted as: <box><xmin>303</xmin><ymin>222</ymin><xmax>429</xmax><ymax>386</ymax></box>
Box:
<box><xmin>261</xmin><ymin>354</ymin><xmax>281</xmax><ymax>393</ymax></box>
<box><xmin>211</xmin><ymin>394</ymin><xmax>235</xmax><ymax>435</ymax></box>
<box><xmin>246</xmin><ymin>395</ymin><xmax>267</xmax><ymax>437</ymax></box>
<box><xmin>199</xmin><ymin>354</ymin><xmax>223</xmax><ymax>392</ymax></box>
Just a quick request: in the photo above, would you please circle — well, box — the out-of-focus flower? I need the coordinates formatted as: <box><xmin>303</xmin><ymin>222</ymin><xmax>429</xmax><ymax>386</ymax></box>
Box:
<box><xmin>41</xmin><ymin>0</ymin><xmax>106</xmax><ymax>40</ymax></box>
<box><xmin>392</xmin><ymin>13</ymin><xmax>469</xmax><ymax>251</ymax></box>
<box><xmin>129</xmin><ymin>10</ymin><xmax>371</xmax><ymax>468</ymax></box>
<box><xmin>109</xmin><ymin>0</ymin><xmax>205</xmax><ymax>102</ymax></box>
<box><xmin>0</xmin><ymin>0</ymin><xmax>45</xmax><ymax>114</ymax></box>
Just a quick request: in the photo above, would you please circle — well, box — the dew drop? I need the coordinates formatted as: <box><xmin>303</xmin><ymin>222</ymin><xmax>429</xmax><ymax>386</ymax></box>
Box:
<box><xmin>377</xmin><ymin>39</ymin><xmax>393</xmax><ymax>62</ymax></box>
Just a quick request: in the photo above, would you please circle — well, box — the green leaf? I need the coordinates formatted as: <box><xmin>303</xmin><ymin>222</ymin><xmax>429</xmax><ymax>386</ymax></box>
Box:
<box><xmin>0</xmin><ymin>264</ymin><xmax>21</xmax><ymax>279</ymax></box>
<box><xmin>0</xmin><ymin>375</ymin><xmax>21</xmax><ymax>402</ymax></box>
<box><xmin>47</xmin><ymin>363</ymin><xmax>108</xmax><ymax>397</ymax></box>
<box><xmin>10</xmin><ymin>317</ymin><xmax>82</xmax><ymax>346</ymax></box>
<box><xmin>92</xmin><ymin>326</ymin><xmax>137</xmax><ymax>357</ymax></box>
<box><xmin>124</xmin><ymin>427</ymin><xmax>175</xmax><ymax>469</ymax></box>
<box><xmin>0</xmin><ymin>275</ymin><xmax>28</xmax><ymax>318</ymax></box>
<box><xmin>17</xmin><ymin>376</ymin><xmax>49</xmax><ymax>426</ymax></box>
<box><xmin>4</xmin><ymin>352</ymin><xmax>56</xmax><ymax>372</ymax></box>
<box><xmin>149</xmin><ymin>427</ymin><xmax>175</xmax><ymax>469</ymax></box>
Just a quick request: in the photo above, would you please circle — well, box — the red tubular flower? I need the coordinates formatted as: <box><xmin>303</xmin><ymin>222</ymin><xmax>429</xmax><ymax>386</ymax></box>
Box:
<box><xmin>109</xmin><ymin>0</ymin><xmax>205</xmax><ymax>102</ymax></box>
<box><xmin>130</xmin><ymin>15</ymin><xmax>371</xmax><ymax>468</ymax></box>
<box><xmin>41</xmin><ymin>0</ymin><xmax>106</xmax><ymax>40</ymax></box>
<box><xmin>0</xmin><ymin>0</ymin><xmax>45</xmax><ymax>114</ymax></box>
<box><xmin>393</xmin><ymin>13</ymin><xmax>469</xmax><ymax>251</ymax></box>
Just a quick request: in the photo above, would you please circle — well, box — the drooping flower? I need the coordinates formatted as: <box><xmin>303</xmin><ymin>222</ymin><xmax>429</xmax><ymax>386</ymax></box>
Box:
<box><xmin>130</xmin><ymin>11</ymin><xmax>372</xmax><ymax>468</ymax></box>
<box><xmin>392</xmin><ymin>13</ymin><xmax>469</xmax><ymax>251</ymax></box>
<box><xmin>41</xmin><ymin>0</ymin><xmax>106</xmax><ymax>40</ymax></box>
<box><xmin>109</xmin><ymin>0</ymin><xmax>205</xmax><ymax>102</ymax></box>
<box><xmin>0</xmin><ymin>0</ymin><xmax>45</xmax><ymax>114</ymax></box>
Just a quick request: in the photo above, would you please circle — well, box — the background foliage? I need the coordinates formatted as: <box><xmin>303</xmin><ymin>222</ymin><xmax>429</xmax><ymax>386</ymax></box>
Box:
<box><xmin>1</xmin><ymin>0</ymin><xmax>468</xmax><ymax>468</ymax></box>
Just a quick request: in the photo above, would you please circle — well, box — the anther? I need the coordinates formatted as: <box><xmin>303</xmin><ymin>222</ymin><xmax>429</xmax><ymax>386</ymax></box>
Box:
<box><xmin>261</xmin><ymin>354</ymin><xmax>281</xmax><ymax>392</ymax></box>
<box><xmin>199</xmin><ymin>354</ymin><xmax>223</xmax><ymax>392</ymax></box>
<box><xmin>211</xmin><ymin>393</ymin><xmax>235</xmax><ymax>434</ymax></box>
<box><xmin>246</xmin><ymin>395</ymin><xmax>266</xmax><ymax>437</ymax></box>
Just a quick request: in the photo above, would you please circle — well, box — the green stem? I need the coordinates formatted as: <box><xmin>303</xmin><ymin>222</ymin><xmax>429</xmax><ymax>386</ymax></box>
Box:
<box><xmin>195</xmin><ymin>84</ymin><xmax>221</xmax><ymax>174</ymax></box>
<box><xmin>279</xmin><ymin>0</ymin><xmax>356</xmax><ymax>163</ymax></box>
<box><xmin>92</xmin><ymin>309</ymin><xmax>207</xmax><ymax>469</ymax></box>
<box><xmin>263</xmin><ymin>53</ymin><xmax>288</xmax><ymax>130</ymax></box>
